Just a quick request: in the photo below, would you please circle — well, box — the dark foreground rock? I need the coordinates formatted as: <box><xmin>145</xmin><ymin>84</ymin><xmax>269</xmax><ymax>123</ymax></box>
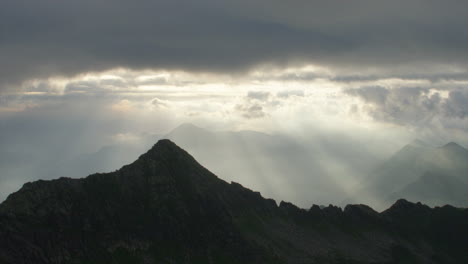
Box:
<box><xmin>0</xmin><ymin>140</ymin><xmax>467</xmax><ymax>264</ymax></box>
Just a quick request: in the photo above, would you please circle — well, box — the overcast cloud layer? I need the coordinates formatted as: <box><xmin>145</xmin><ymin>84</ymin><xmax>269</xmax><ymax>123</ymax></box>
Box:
<box><xmin>2</xmin><ymin>0</ymin><xmax>468</xmax><ymax>88</ymax></box>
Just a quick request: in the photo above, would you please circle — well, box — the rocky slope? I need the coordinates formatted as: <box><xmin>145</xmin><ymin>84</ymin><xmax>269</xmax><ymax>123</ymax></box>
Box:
<box><xmin>0</xmin><ymin>140</ymin><xmax>467</xmax><ymax>264</ymax></box>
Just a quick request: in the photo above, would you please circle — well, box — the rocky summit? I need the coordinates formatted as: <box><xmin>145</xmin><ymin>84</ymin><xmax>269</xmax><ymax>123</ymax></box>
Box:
<box><xmin>0</xmin><ymin>140</ymin><xmax>467</xmax><ymax>264</ymax></box>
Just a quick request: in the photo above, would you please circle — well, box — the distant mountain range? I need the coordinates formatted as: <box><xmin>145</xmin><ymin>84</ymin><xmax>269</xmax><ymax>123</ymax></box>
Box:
<box><xmin>350</xmin><ymin>140</ymin><xmax>468</xmax><ymax>209</ymax></box>
<box><xmin>167</xmin><ymin>124</ymin><xmax>468</xmax><ymax>209</ymax></box>
<box><xmin>1</xmin><ymin>140</ymin><xmax>467</xmax><ymax>264</ymax></box>
<box><xmin>2</xmin><ymin>123</ymin><xmax>467</xmax><ymax>211</ymax></box>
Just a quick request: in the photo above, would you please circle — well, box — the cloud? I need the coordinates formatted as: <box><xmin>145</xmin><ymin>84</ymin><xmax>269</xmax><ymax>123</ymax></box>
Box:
<box><xmin>235</xmin><ymin>103</ymin><xmax>267</xmax><ymax>119</ymax></box>
<box><xmin>346</xmin><ymin>86</ymin><xmax>437</xmax><ymax>124</ymax></box>
<box><xmin>332</xmin><ymin>72</ymin><xmax>468</xmax><ymax>83</ymax></box>
<box><xmin>111</xmin><ymin>99</ymin><xmax>134</xmax><ymax>112</ymax></box>
<box><xmin>2</xmin><ymin>0</ymin><xmax>468</xmax><ymax>89</ymax></box>
<box><xmin>346</xmin><ymin>86</ymin><xmax>390</xmax><ymax>105</ymax></box>
<box><xmin>346</xmin><ymin>86</ymin><xmax>468</xmax><ymax>133</ymax></box>
<box><xmin>150</xmin><ymin>97</ymin><xmax>169</xmax><ymax>109</ymax></box>
<box><xmin>237</xmin><ymin>89</ymin><xmax>306</xmax><ymax>119</ymax></box>
<box><xmin>277</xmin><ymin>90</ymin><xmax>304</xmax><ymax>98</ymax></box>
<box><xmin>247</xmin><ymin>91</ymin><xmax>270</xmax><ymax>101</ymax></box>
<box><xmin>444</xmin><ymin>90</ymin><xmax>468</xmax><ymax>119</ymax></box>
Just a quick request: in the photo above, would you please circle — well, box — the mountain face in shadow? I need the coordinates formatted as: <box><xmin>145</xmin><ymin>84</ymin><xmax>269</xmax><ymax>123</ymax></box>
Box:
<box><xmin>1</xmin><ymin>140</ymin><xmax>467</xmax><ymax>264</ymax></box>
<box><xmin>352</xmin><ymin>140</ymin><xmax>468</xmax><ymax>209</ymax></box>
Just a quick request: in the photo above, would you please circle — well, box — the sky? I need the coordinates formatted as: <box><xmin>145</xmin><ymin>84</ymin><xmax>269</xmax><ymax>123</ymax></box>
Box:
<box><xmin>1</xmin><ymin>0</ymin><xmax>468</xmax><ymax>202</ymax></box>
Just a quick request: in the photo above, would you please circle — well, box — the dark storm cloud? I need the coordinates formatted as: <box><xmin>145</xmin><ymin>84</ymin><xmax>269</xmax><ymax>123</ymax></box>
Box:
<box><xmin>332</xmin><ymin>72</ymin><xmax>468</xmax><ymax>83</ymax></box>
<box><xmin>1</xmin><ymin>0</ymin><xmax>468</xmax><ymax>89</ymax></box>
<box><xmin>347</xmin><ymin>86</ymin><xmax>468</xmax><ymax>128</ymax></box>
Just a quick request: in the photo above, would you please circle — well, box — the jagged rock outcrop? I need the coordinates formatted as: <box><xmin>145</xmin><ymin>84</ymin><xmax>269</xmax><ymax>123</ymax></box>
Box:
<box><xmin>0</xmin><ymin>140</ymin><xmax>467</xmax><ymax>264</ymax></box>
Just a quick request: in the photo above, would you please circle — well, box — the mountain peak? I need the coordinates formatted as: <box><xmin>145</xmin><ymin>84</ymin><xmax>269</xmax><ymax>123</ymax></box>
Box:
<box><xmin>441</xmin><ymin>141</ymin><xmax>463</xmax><ymax>150</ymax></box>
<box><xmin>1</xmin><ymin>141</ymin><xmax>468</xmax><ymax>263</ymax></box>
<box><xmin>390</xmin><ymin>198</ymin><xmax>414</xmax><ymax>209</ymax></box>
<box><xmin>169</xmin><ymin>123</ymin><xmax>207</xmax><ymax>134</ymax></box>
<box><xmin>165</xmin><ymin>123</ymin><xmax>212</xmax><ymax>141</ymax></box>
<box><xmin>438</xmin><ymin>142</ymin><xmax>468</xmax><ymax>157</ymax></box>
<box><xmin>138</xmin><ymin>139</ymin><xmax>204</xmax><ymax>171</ymax></box>
<box><xmin>153</xmin><ymin>138</ymin><xmax>180</xmax><ymax>149</ymax></box>
<box><xmin>145</xmin><ymin>139</ymin><xmax>190</xmax><ymax>157</ymax></box>
<box><xmin>384</xmin><ymin>199</ymin><xmax>431</xmax><ymax>215</ymax></box>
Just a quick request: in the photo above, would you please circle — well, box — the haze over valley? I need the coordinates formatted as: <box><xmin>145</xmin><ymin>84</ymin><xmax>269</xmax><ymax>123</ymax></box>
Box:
<box><xmin>2</xmin><ymin>122</ymin><xmax>468</xmax><ymax>211</ymax></box>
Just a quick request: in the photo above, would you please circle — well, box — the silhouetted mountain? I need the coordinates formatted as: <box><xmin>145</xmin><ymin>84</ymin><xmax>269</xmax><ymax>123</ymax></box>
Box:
<box><xmin>351</xmin><ymin>140</ymin><xmax>468</xmax><ymax>209</ymax></box>
<box><xmin>1</xmin><ymin>140</ymin><xmax>467</xmax><ymax>264</ymax></box>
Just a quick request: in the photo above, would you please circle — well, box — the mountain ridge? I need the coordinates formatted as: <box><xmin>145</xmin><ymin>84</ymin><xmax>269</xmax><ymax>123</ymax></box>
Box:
<box><xmin>351</xmin><ymin>140</ymin><xmax>468</xmax><ymax>209</ymax></box>
<box><xmin>1</xmin><ymin>139</ymin><xmax>467</xmax><ymax>264</ymax></box>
